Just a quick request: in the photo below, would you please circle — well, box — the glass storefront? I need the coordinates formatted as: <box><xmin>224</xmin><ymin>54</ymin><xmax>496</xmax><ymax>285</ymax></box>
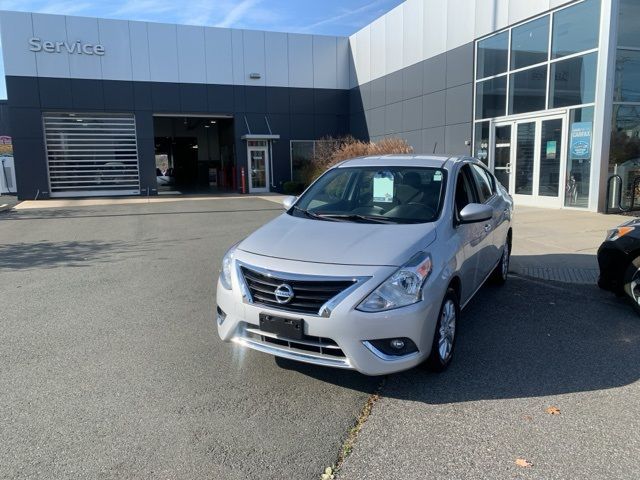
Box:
<box><xmin>474</xmin><ymin>0</ymin><xmax>600</xmax><ymax>209</ymax></box>
<box><xmin>609</xmin><ymin>0</ymin><xmax>640</xmax><ymax>208</ymax></box>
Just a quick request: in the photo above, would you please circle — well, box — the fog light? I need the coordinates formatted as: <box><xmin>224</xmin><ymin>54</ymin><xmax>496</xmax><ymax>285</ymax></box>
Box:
<box><xmin>216</xmin><ymin>305</ymin><xmax>227</xmax><ymax>325</ymax></box>
<box><xmin>366</xmin><ymin>337</ymin><xmax>418</xmax><ymax>357</ymax></box>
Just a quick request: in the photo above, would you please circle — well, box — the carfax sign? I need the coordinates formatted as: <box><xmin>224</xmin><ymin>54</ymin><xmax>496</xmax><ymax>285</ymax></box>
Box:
<box><xmin>570</xmin><ymin>122</ymin><xmax>592</xmax><ymax>160</ymax></box>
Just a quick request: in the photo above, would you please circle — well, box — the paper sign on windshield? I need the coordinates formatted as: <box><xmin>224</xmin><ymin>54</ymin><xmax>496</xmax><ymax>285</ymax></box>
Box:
<box><xmin>373</xmin><ymin>171</ymin><xmax>394</xmax><ymax>203</ymax></box>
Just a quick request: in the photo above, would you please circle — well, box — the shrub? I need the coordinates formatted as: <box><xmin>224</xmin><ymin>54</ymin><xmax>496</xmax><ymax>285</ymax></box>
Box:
<box><xmin>299</xmin><ymin>136</ymin><xmax>413</xmax><ymax>185</ymax></box>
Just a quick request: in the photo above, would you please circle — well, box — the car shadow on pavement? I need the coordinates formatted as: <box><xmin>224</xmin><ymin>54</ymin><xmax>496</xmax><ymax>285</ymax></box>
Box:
<box><xmin>277</xmin><ymin>276</ymin><xmax>640</xmax><ymax>404</ymax></box>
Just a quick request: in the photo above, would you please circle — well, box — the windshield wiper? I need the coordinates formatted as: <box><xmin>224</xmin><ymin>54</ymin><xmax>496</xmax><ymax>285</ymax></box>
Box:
<box><xmin>315</xmin><ymin>213</ymin><xmax>396</xmax><ymax>224</ymax></box>
<box><xmin>292</xmin><ymin>206</ymin><xmax>337</xmax><ymax>221</ymax></box>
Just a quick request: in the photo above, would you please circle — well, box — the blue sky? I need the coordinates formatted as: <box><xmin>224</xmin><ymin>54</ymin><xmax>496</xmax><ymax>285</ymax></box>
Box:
<box><xmin>0</xmin><ymin>0</ymin><xmax>405</xmax><ymax>35</ymax></box>
<box><xmin>0</xmin><ymin>0</ymin><xmax>405</xmax><ymax>98</ymax></box>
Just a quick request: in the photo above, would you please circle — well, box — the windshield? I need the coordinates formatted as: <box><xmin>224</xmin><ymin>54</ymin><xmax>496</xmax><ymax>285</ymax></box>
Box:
<box><xmin>290</xmin><ymin>166</ymin><xmax>446</xmax><ymax>224</ymax></box>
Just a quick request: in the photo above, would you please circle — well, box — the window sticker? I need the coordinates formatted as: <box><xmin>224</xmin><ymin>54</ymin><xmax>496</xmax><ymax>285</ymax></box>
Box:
<box><xmin>373</xmin><ymin>171</ymin><xmax>394</xmax><ymax>203</ymax></box>
<box><xmin>433</xmin><ymin>171</ymin><xmax>443</xmax><ymax>182</ymax></box>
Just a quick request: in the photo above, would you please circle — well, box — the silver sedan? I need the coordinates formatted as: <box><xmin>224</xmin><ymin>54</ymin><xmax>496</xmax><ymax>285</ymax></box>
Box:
<box><xmin>216</xmin><ymin>155</ymin><xmax>513</xmax><ymax>375</ymax></box>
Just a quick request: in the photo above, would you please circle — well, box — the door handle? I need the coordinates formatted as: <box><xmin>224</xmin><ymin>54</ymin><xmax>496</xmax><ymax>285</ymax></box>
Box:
<box><xmin>505</xmin><ymin>163</ymin><xmax>512</xmax><ymax>174</ymax></box>
<box><xmin>484</xmin><ymin>224</ymin><xmax>492</xmax><ymax>233</ymax></box>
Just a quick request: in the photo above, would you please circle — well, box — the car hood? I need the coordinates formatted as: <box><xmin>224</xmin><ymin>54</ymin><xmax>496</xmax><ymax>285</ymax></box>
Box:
<box><xmin>238</xmin><ymin>213</ymin><xmax>437</xmax><ymax>267</ymax></box>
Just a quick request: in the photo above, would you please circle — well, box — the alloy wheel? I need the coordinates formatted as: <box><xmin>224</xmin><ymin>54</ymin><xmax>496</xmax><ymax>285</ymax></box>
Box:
<box><xmin>438</xmin><ymin>299</ymin><xmax>456</xmax><ymax>361</ymax></box>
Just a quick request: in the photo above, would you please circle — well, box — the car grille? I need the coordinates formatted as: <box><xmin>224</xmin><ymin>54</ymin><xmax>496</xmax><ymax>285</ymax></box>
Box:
<box><xmin>240</xmin><ymin>266</ymin><xmax>357</xmax><ymax>315</ymax></box>
<box><xmin>241</xmin><ymin>323</ymin><xmax>346</xmax><ymax>359</ymax></box>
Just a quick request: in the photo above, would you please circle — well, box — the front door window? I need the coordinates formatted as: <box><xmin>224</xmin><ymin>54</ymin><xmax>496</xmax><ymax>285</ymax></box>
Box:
<box><xmin>493</xmin><ymin>125</ymin><xmax>511</xmax><ymax>190</ymax></box>
<box><xmin>538</xmin><ymin>119</ymin><xmax>563</xmax><ymax>197</ymax></box>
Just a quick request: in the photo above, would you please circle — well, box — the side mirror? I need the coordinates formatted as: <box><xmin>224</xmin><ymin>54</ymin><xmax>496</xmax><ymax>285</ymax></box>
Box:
<box><xmin>459</xmin><ymin>203</ymin><xmax>493</xmax><ymax>224</ymax></box>
<box><xmin>282</xmin><ymin>195</ymin><xmax>297</xmax><ymax>210</ymax></box>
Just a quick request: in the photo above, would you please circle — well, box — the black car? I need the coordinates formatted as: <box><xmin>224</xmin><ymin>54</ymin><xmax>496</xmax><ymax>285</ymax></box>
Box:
<box><xmin>598</xmin><ymin>217</ymin><xmax>640</xmax><ymax>311</ymax></box>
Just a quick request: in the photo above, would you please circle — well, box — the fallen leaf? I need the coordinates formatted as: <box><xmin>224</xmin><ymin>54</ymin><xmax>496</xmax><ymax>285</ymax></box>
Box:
<box><xmin>546</xmin><ymin>406</ymin><xmax>561</xmax><ymax>415</ymax></box>
<box><xmin>516</xmin><ymin>458</ymin><xmax>533</xmax><ymax>468</ymax></box>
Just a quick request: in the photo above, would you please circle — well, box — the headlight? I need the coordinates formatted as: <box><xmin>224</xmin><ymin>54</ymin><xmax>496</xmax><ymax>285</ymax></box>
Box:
<box><xmin>357</xmin><ymin>252</ymin><xmax>433</xmax><ymax>312</ymax></box>
<box><xmin>219</xmin><ymin>244</ymin><xmax>237</xmax><ymax>290</ymax></box>
<box><xmin>607</xmin><ymin>226</ymin><xmax>635</xmax><ymax>241</ymax></box>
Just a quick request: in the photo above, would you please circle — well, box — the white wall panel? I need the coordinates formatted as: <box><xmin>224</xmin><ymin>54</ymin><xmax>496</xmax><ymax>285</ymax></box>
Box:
<box><xmin>423</xmin><ymin>0</ymin><xmax>447</xmax><ymax>60</ymax></box>
<box><xmin>446</xmin><ymin>0</ymin><xmax>475</xmax><ymax>50</ymax></box>
<box><xmin>231</xmin><ymin>29</ymin><xmax>245</xmax><ymax>85</ymax></box>
<box><xmin>265</xmin><ymin>31</ymin><xmax>288</xmax><ymax>87</ymax></box>
<box><xmin>313</xmin><ymin>35</ymin><xmax>337</xmax><ymax>89</ymax></box>
<box><xmin>402</xmin><ymin>0</ymin><xmax>424</xmax><ymax>68</ymax></box>
<box><xmin>98</xmin><ymin>18</ymin><xmax>132</xmax><ymax>81</ymax></box>
<box><xmin>32</xmin><ymin>13</ymin><xmax>69</xmax><ymax>78</ymax></box>
<box><xmin>475</xmin><ymin>0</ymin><xmax>509</xmax><ymax>38</ymax></box>
<box><xmin>369</xmin><ymin>17</ymin><xmax>386</xmax><ymax>81</ymax></box>
<box><xmin>129</xmin><ymin>21</ymin><xmax>150</xmax><ymax>81</ymax></box>
<box><xmin>177</xmin><ymin>25</ymin><xmax>206</xmax><ymax>83</ymax></box>
<box><xmin>354</xmin><ymin>27</ymin><xmax>371</xmax><ymax>85</ymax></box>
<box><xmin>66</xmin><ymin>16</ymin><xmax>101</xmax><ymax>80</ymax></box>
<box><xmin>0</xmin><ymin>11</ymin><xmax>37</xmax><ymax>77</ymax></box>
<box><xmin>243</xmin><ymin>29</ymin><xmax>265</xmax><ymax>86</ymax></box>
<box><xmin>385</xmin><ymin>7</ymin><xmax>403</xmax><ymax>75</ymax></box>
<box><xmin>288</xmin><ymin>33</ymin><xmax>313</xmax><ymax>88</ymax></box>
<box><xmin>205</xmin><ymin>27</ymin><xmax>233</xmax><ymax>85</ymax></box>
<box><xmin>148</xmin><ymin>23</ymin><xmax>178</xmax><ymax>83</ymax></box>
<box><xmin>509</xmin><ymin>0</ymin><xmax>551</xmax><ymax>24</ymax></box>
<box><xmin>336</xmin><ymin>36</ymin><xmax>350</xmax><ymax>89</ymax></box>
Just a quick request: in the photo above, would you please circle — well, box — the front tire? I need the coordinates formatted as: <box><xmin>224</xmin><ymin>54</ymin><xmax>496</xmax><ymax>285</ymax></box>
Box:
<box><xmin>623</xmin><ymin>256</ymin><xmax>640</xmax><ymax>313</ymax></box>
<box><xmin>490</xmin><ymin>237</ymin><xmax>510</xmax><ymax>285</ymax></box>
<box><xmin>425</xmin><ymin>288</ymin><xmax>459</xmax><ymax>372</ymax></box>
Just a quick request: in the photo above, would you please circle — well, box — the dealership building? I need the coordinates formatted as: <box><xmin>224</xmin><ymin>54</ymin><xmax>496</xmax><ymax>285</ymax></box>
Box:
<box><xmin>0</xmin><ymin>0</ymin><xmax>637</xmax><ymax>211</ymax></box>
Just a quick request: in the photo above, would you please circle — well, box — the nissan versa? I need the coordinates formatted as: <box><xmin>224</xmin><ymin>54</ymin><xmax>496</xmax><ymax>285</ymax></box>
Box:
<box><xmin>216</xmin><ymin>155</ymin><xmax>513</xmax><ymax>375</ymax></box>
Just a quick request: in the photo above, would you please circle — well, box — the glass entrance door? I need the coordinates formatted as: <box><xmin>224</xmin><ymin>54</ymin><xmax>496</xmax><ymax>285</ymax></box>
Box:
<box><xmin>492</xmin><ymin>114</ymin><xmax>566</xmax><ymax>207</ymax></box>
<box><xmin>248</xmin><ymin>147</ymin><xmax>269</xmax><ymax>193</ymax></box>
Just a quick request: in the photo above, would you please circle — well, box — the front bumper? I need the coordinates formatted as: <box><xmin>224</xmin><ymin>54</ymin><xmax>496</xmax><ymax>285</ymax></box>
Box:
<box><xmin>216</xmin><ymin>251</ymin><xmax>444</xmax><ymax>376</ymax></box>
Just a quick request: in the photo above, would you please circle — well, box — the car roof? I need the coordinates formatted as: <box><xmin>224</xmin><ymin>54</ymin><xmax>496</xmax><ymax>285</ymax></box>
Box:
<box><xmin>336</xmin><ymin>154</ymin><xmax>464</xmax><ymax>169</ymax></box>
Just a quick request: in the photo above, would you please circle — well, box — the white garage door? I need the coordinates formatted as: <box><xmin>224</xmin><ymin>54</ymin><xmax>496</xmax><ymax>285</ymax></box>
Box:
<box><xmin>44</xmin><ymin>113</ymin><xmax>140</xmax><ymax>197</ymax></box>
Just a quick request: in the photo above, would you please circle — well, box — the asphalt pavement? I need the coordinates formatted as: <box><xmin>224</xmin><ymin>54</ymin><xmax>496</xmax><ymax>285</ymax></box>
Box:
<box><xmin>1</xmin><ymin>197</ymin><xmax>639</xmax><ymax>480</ymax></box>
<box><xmin>0</xmin><ymin>198</ymin><xmax>379</xmax><ymax>479</ymax></box>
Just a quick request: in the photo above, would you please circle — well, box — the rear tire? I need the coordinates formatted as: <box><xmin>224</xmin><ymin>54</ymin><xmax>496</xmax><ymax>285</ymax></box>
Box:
<box><xmin>623</xmin><ymin>256</ymin><xmax>640</xmax><ymax>313</ymax></box>
<box><xmin>425</xmin><ymin>288</ymin><xmax>459</xmax><ymax>372</ymax></box>
<box><xmin>490</xmin><ymin>237</ymin><xmax>510</xmax><ymax>285</ymax></box>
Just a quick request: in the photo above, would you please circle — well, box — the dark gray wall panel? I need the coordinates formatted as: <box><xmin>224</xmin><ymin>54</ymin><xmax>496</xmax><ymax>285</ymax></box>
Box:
<box><xmin>422</xmin><ymin>127</ymin><xmax>446</xmax><ymax>155</ymax></box>
<box><xmin>402</xmin><ymin>97</ymin><xmax>422</xmax><ymax>133</ymax></box>
<box><xmin>179</xmin><ymin>83</ymin><xmax>208</xmax><ymax>113</ymax></box>
<box><xmin>446</xmin><ymin>43</ymin><xmax>474</xmax><ymax>89</ymax></box>
<box><xmin>314</xmin><ymin>89</ymin><xmax>342</xmax><ymax>115</ymax></box>
<box><xmin>133</xmin><ymin>82</ymin><xmax>152</xmax><ymax>110</ymax></box>
<box><xmin>207</xmin><ymin>84</ymin><xmax>234</xmax><ymax>113</ymax></box>
<box><xmin>266</xmin><ymin>87</ymin><xmax>290</xmax><ymax>114</ymax></box>
<box><xmin>403</xmin><ymin>62</ymin><xmax>423</xmax><ymax>100</ymax></box>
<box><xmin>39</xmin><ymin>78</ymin><xmax>72</xmax><ymax>109</ymax></box>
<box><xmin>445</xmin><ymin>123</ymin><xmax>472</xmax><ymax>155</ymax></box>
<box><xmin>423</xmin><ymin>54</ymin><xmax>446</xmax><ymax>95</ymax></box>
<box><xmin>8</xmin><ymin>107</ymin><xmax>44</xmax><ymax>139</ymax></box>
<box><xmin>244</xmin><ymin>86</ymin><xmax>267</xmax><ymax>113</ymax></box>
<box><xmin>289</xmin><ymin>88</ymin><xmax>314</xmax><ymax>114</ymax></box>
<box><xmin>233</xmin><ymin>86</ymin><xmax>246</xmax><ymax>112</ymax></box>
<box><xmin>5</xmin><ymin>76</ymin><xmax>40</xmax><ymax>108</ymax></box>
<box><xmin>266</xmin><ymin>113</ymin><xmax>291</xmax><ymax>139</ymax></box>
<box><xmin>349</xmin><ymin>112</ymin><xmax>368</xmax><ymax>140</ymax></box>
<box><xmin>368</xmin><ymin>107</ymin><xmax>385</xmax><ymax>137</ymax></box>
<box><xmin>445</xmin><ymin>83</ymin><xmax>473</xmax><ymax>125</ymax></box>
<box><xmin>0</xmin><ymin>102</ymin><xmax>10</xmax><ymax>135</ymax></box>
<box><xmin>12</xmin><ymin>137</ymin><xmax>48</xmax><ymax>198</ymax></box>
<box><xmin>315</xmin><ymin>114</ymin><xmax>340</xmax><ymax>138</ymax></box>
<box><xmin>133</xmin><ymin>112</ymin><xmax>157</xmax><ymax>194</ymax></box>
<box><xmin>385</xmin><ymin>102</ymin><xmax>403</xmax><ymax>135</ymax></box>
<box><xmin>103</xmin><ymin>81</ymin><xmax>135</xmax><ymax>111</ymax></box>
<box><xmin>151</xmin><ymin>83</ymin><xmax>180</xmax><ymax>112</ymax></box>
<box><xmin>351</xmin><ymin>82</ymin><xmax>369</xmax><ymax>113</ymax></box>
<box><xmin>423</xmin><ymin>90</ymin><xmax>446</xmax><ymax>129</ymax></box>
<box><xmin>71</xmin><ymin>79</ymin><xmax>105</xmax><ymax>110</ymax></box>
<box><xmin>385</xmin><ymin>70</ymin><xmax>403</xmax><ymax>105</ymax></box>
<box><xmin>370</xmin><ymin>77</ymin><xmax>386</xmax><ymax>109</ymax></box>
<box><xmin>289</xmin><ymin>113</ymin><xmax>315</xmax><ymax>139</ymax></box>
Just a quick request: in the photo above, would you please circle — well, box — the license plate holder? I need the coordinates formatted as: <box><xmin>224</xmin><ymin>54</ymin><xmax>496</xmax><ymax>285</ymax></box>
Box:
<box><xmin>259</xmin><ymin>314</ymin><xmax>304</xmax><ymax>340</ymax></box>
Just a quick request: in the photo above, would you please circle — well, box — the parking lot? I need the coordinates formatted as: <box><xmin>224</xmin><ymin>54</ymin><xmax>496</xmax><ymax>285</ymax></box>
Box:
<box><xmin>1</xmin><ymin>197</ymin><xmax>639</xmax><ymax>479</ymax></box>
